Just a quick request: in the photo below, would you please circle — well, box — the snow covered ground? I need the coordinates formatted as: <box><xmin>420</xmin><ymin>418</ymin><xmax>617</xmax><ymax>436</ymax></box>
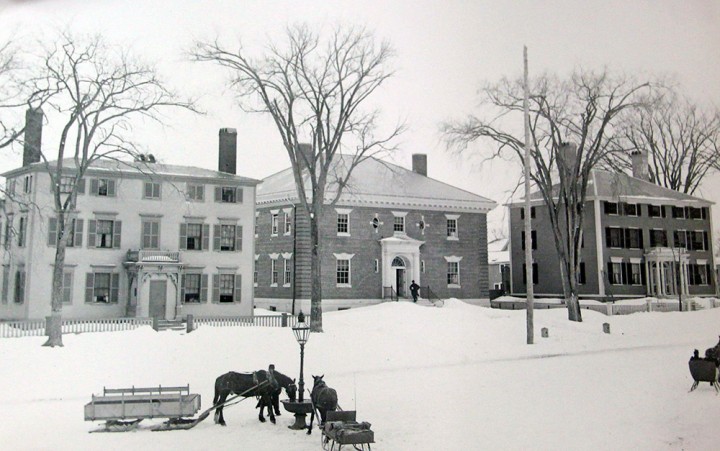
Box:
<box><xmin>1</xmin><ymin>300</ymin><xmax>719</xmax><ymax>450</ymax></box>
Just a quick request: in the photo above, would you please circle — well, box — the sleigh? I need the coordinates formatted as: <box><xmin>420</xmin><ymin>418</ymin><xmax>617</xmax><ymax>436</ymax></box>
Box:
<box><xmin>688</xmin><ymin>359</ymin><xmax>719</xmax><ymax>393</ymax></box>
<box><xmin>321</xmin><ymin>410</ymin><xmax>374</xmax><ymax>451</ymax></box>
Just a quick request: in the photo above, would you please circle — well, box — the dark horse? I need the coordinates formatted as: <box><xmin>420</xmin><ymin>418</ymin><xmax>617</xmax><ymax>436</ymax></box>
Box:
<box><xmin>256</xmin><ymin>370</ymin><xmax>297</xmax><ymax>418</ymax></box>
<box><xmin>307</xmin><ymin>374</ymin><xmax>338</xmax><ymax>435</ymax></box>
<box><xmin>213</xmin><ymin>369</ymin><xmax>297</xmax><ymax>426</ymax></box>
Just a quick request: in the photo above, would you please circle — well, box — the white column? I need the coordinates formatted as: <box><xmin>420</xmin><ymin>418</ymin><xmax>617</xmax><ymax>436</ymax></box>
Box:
<box><xmin>655</xmin><ymin>261</ymin><xmax>663</xmax><ymax>296</ymax></box>
<box><xmin>645</xmin><ymin>261</ymin><xmax>651</xmax><ymax>295</ymax></box>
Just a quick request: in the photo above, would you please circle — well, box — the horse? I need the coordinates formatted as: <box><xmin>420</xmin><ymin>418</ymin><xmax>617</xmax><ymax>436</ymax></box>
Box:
<box><xmin>705</xmin><ymin>336</ymin><xmax>720</xmax><ymax>365</ymax></box>
<box><xmin>213</xmin><ymin>369</ymin><xmax>296</xmax><ymax>426</ymax></box>
<box><xmin>256</xmin><ymin>370</ymin><xmax>297</xmax><ymax>418</ymax></box>
<box><xmin>307</xmin><ymin>374</ymin><xmax>338</xmax><ymax>435</ymax></box>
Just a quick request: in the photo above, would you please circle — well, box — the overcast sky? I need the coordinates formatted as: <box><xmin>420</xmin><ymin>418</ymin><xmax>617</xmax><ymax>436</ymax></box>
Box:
<box><xmin>1</xmin><ymin>0</ymin><xmax>719</xmax><ymax>236</ymax></box>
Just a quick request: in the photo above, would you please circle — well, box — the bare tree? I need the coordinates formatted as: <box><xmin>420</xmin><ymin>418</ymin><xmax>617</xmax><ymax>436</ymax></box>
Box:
<box><xmin>442</xmin><ymin>70</ymin><xmax>650</xmax><ymax>322</ymax></box>
<box><xmin>611</xmin><ymin>92</ymin><xmax>720</xmax><ymax>195</ymax></box>
<box><xmin>23</xmin><ymin>32</ymin><xmax>196</xmax><ymax>347</ymax></box>
<box><xmin>0</xmin><ymin>40</ymin><xmax>28</xmax><ymax>150</ymax></box>
<box><xmin>193</xmin><ymin>25</ymin><xmax>403</xmax><ymax>332</ymax></box>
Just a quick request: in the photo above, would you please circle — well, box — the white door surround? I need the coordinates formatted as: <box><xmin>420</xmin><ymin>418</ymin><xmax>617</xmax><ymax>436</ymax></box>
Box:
<box><xmin>380</xmin><ymin>234</ymin><xmax>424</xmax><ymax>296</ymax></box>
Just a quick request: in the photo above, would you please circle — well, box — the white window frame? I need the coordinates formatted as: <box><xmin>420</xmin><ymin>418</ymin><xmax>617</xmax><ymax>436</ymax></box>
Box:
<box><xmin>336</xmin><ymin>208</ymin><xmax>352</xmax><ymax>236</ymax></box>
<box><xmin>392</xmin><ymin>211</ymin><xmax>407</xmax><ymax>233</ymax></box>
<box><xmin>282</xmin><ymin>252</ymin><xmax>292</xmax><ymax>287</ymax></box>
<box><xmin>254</xmin><ymin>254</ymin><xmax>259</xmax><ymax>287</ymax></box>
<box><xmin>187</xmin><ymin>183</ymin><xmax>205</xmax><ymax>202</ymax></box>
<box><xmin>445</xmin><ymin>214</ymin><xmax>460</xmax><ymax>240</ymax></box>
<box><xmin>334</xmin><ymin>253</ymin><xmax>355</xmax><ymax>288</ymax></box>
<box><xmin>283</xmin><ymin>208</ymin><xmax>293</xmax><ymax>235</ymax></box>
<box><xmin>269</xmin><ymin>253</ymin><xmax>279</xmax><ymax>287</ymax></box>
<box><xmin>444</xmin><ymin>255</ymin><xmax>462</xmax><ymax>288</ymax></box>
<box><xmin>270</xmin><ymin>210</ymin><xmax>279</xmax><ymax>236</ymax></box>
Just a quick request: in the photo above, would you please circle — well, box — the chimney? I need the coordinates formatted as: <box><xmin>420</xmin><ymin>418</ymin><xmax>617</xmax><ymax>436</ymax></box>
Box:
<box><xmin>630</xmin><ymin>150</ymin><xmax>649</xmax><ymax>181</ymax></box>
<box><xmin>23</xmin><ymin>107</ymin><xmax>43</xmax><ymax>166</ymax></box>
<box><xmin>412</xmin><ymin>153</ymin><xmax>427</xmax><ymax>176</ymax></box>
<box><xmin>557</xmin><ymin>142</ymin><xmax>577</xmax><ymax>178</ymax></box>
<box><xmin>296</xmin><ymin>143</ymin><xmax>313</xmax><ymax>171</ymax></box>
<box><xmin>218</xmin><ymin>128</ymin><xmax>237</xmax><ymax>174</ymax></box>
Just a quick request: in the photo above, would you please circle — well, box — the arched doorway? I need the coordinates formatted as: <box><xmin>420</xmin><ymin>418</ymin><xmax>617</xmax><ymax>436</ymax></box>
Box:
<box><xmin>392</xmin><ymin>256</ymin><xmax>407</xmax><ymax>297</ymax></box>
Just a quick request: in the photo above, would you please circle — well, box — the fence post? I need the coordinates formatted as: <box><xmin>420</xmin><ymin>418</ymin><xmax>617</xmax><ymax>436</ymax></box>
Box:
<box><xmin>152</xmin><ymin>316</ymin><xmax>159</xmax><ymax>331</ymax></box>
<box><xmin>281</xmin><ymin>313</ymin><xmax>288</xmax><ymax>327</ymax></box>
<box><xmin>541</xmin><ymin>327</ymin><xmax>549</xmax><ymax>338</ymax></box>
<box><xmin>606</xmin><ymin>303</ymin><xmax>613</xmax><ymax>316</ymax></box>
<box><xmin>647</xmin><ymin>299</ymin><xmax>653</xmax><ymax>312</ymax></box>
<box><xmin>186</xmin><ymin>314</ymin><xmax>194</xmax><ymax>333</ymax></box>
<box><xmin>603</xmin><ymin>323</ymin><xmax>611</xmax><ymax>334</ymax></box>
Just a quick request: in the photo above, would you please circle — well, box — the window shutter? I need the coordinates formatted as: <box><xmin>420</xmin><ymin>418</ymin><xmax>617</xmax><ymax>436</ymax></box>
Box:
<box><xmin>144</xmin><ymin>182</ymin><xmax>152</xmax><ymax>198</ymax></box>
<box><xmin>110</xmin><ymin>273</ymin><xmax>119</xmax><ymax>303</ymax></box>
<box><xmin>1</xmin><ymin>268</ymin><xmax>8</xmax><ymax>303</ymax></box>
<box><xmin>85</xmin><ymin>273</ymin><xmax>94</xmax><ymax>303</ymax></box>
<box><xmin>107</xmin><ymin>179</ymin><xmax>116</xmax><ymax>197</ymax></box>
<box><xmin>641</xmin><ymin>263</ymin><xmax>647</xmax><ymax>285</ymax></box>
<box><xmin>63</xmin><ymin>272</ymin><xmax>72</xmax><ymax>304</ymax></box>
<box><xmin>522</xmin><ymin>264</ymin><xmax>527</xmax><ymax>284</ymax></box>
<box><xmin>605</xmin><ymin>228</ymin><xmax>611</xmax><ymax>247</ymax></box>
<box><xmin>48</xmin><ymin>217</ymin><xmax>58</xmax><ymax>246</ymax></box>
<box><xmin>521</xmin><ymin>231</ymin><xmax>526</xmax><ymax>250</ymax></box>
<box><xmin>179</xmin><ymin>224</ymin><xmax>187</xmax><ymax>250</ymax></box>
<box><xmin>180</xmin><ymin>274</ymin><xmax>186</xmax><ymax>304</ymax></box>
<box><xmin>234</xmin><ymin>274</ymin><xmax>242</xmax><ymax>303</ymax></box>
<box><xmin>113</xmin><ymin>221</ymin><xmax>122</xmax><ymax>248</ymax></box>
<box><xmin>202</xmin><ymin>224</ymin><xmax>210</xmax><ymax>250</ymax></box>
<box><xmin>87</xmin><ymin>220</ymin><xmax>97</xmax><ymax>248</ymax></box>
<box><xmin>235</xmin><ymin>226</ymin><xmax>243</xmax><ymax>251</ymax></box>
<box><xmin>213</xmin><ymin>225</ymin><xmax>221</xmax><ymax>251</ymax></box>
<box><xmin>77</xmin><ymin>178</ymin><xmax>86</xmax><ymax>195</ymax></box>
<box><xmin>201</xmin><ymin>274</ymin><xmax>208</xmax><ymax>303</ymax></box>
<box><xmin>236</xmin><ymin>187</ymin><xmax>243</xmax><ymax>203</ymax></box>
<box><xmin>90</xmin><ymin>179</ymin><xmax>99</xmax><ymax>196</ymax></box>
<box><xmin>607</xmin><ymin>262</ymin><xmax>614</xmax><ymax>284</ymax></box>
<box><xmin>18</xmin><ymin>272</ymin><xmax>25</xmax><ymax>303</ymax></box>
<box><xmin>74</xmin><ymin>219</ymin><xmax>84</xmax><ymax>247</ymax></box>
<box><xmin>531</xmin><ymin>230</ymin><xmax>537</xmax><ymax>250</ymax></box>
<box><xmin>704</xmin><ymin>232</ymin><xmax>709</xmax><ymax>251</ymax></box>
<box><xmin>621</xmin><ymin>263</ymin><xmax>629</xmax><ymax>285</ymax></box>
<box><xmin>212</xmin><ymin>274</ymin><xmax>219</xmax><ymax>303</ymax></box>
<box><xmin>638</xmin><ymin>229</ymin><xmax>644</xmax><ymax>249</ymax></box>
<box><xmin>214</xmin><ymin>186</ymin><xmax>221</xmax><ymax>202</ymax></box>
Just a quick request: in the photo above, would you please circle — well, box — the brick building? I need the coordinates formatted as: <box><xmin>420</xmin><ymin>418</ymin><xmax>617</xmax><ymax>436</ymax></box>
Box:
<box><xmin>0</xmin><ymin>124</ymin><xmax>259</xmax><ymax>321</ymax></box>
<box><xmin>508</xmin><ymin>154</ymin><xmax>715</xmax><ymax>300</ymax></box>
<box><xmin>254</xmin><ymin>154</ymin><xmax>497</xmax><ymax>312</ymax></box>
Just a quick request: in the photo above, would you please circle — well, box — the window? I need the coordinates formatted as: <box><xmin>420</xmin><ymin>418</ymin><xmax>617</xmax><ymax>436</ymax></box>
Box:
<box><xmin>622</xmin><ymin>203</ymin><xmax>639</xmax><ymax>216</ymax></box>
<box><xmin>608</xmin><ymin>262</ymin><xmax>623</xmax><ymax>285</ymax></box>
<box><xmin>629</xmin><ymin>262</ymin><xmax>642</xmax><ymax>285</ymax></box>
<box><xmin>85</xmin><ymin>272</ymin><xmax>119</xmax><ymax>303</ymax></box>
<box><xmin>392</xmin><ymin>212</ymin><xmax>407</xmax><ymax>233</ymax></box>
<box><xmin>577</xmin><ymin>262</ymin><xmax>586</xmax><ymax>285</ymax></box>
<box><xmin>649</xmin><ymin>229</ymin><xmax>667</xmax><ymax>247</ymax></box>
<box><xmin>284</xmin><ymin>258</ymin><xmax>291</xmax><ymax>286</ymax></box>
<box><xmin>96</xmin><ymin>220</ymin><xmax>115</xmax><ymax>248</ymax></box>
<box><xmin>284</xmin><ymin>211</ymin><xmax>292</xmax><ymax>235</ymax></box>
<box><xmin>337</xmin><ymin>259</ymin><xmax>350</xmax><ymax>285</ymax></box>
<box><xmin>624</xmin><ymin>228</ymin><xmax>643</xmax><ymax>249</ymax></box>
<box><xmin>689</xmin><ymin>263</ymin><xmax>710</xmax><ymax>285</ymax></box>
<box><xmin>271</xmin><ymin>258</ymin><xmax>279</xmax><ymax>286</ymax></box>
<box><xmin>688</xmin><ymin>207</ymin><xmax>703</xmax><ymax>220</ymax></box>
<box><xmin>181</xmin><ymin>223</ymin><xmax>208</xmax><ymax>251</ymax></box>
<box><xmin>1</xmin><ymin>266</ymin><xmax>8</xmax><ymax>303</ymax></box>
<box><xmin>14</xmin><ymin>270</ymin><xmax>25</xmax><ymax>304</ymax></box>
<box><xmin>372</xmin><ymin>217</ymin><xmax>380</xmax><ymax>231</ymax></box>
<box><xmin>182</xmin><ymin>274</ymin><xmax>205</xmax><ymax>303</ymax></box>
<box><xmin>337</xmin><ymin>213</ymin><xmax>349</xmax><ymax>235</ymax></box>
<box><xmin>690</xmin><ymin>231</ymin><xmax>707</xmax><ymax>251</ymax></box>
<box><xmin>674</xmin><ymin>230</ymin><xmax>688</xmax><ymax>249</ymax></box>
<box><xmin>60</xmin><ymin>271</ymin><xmax>73</xmax><ymax>304</ymax></box>
<box><xmin>217</xmin><ymin>225</ymin><xmax>237</xmax><ymax>251</ymax></box>
<box><xmin>4</xmin><ymin>217</ymin><xmax>12</xmax><ymax>250</ymax></box>
<box><xmin>187</xmin><ymin>184</ymin><xmax>204</xmax><ymax>201</ymax></box>
<box><xmin>58</xmin><ymin>176</ymin><xmax>85</xmax><ymax>195</ymax></box>
<box><xmin>447</xmin><ymin>261</ymin><xmax>459</xmax><ymax>286</ymax></box>
<box><xmin>218</xmin><ymin>274</ymin><xmax>236</xmax><ymax>302</ymax></box>
<box><xmin>421</xmin><ymin>260</ymin><xmax>425</xmax><ymax>273</ymax></box>
<box><xmin>93</xmin><ymin>178</ymin><xmax>116</xmax><ymax>197</ymax></box>
<box><xmin>374</xmin><ymin>259</ymin><xmax>379</xmax><ymax>273</ymax></box>
<box><xmin>141</xmin><ymin>219</ymin><xmax>160</xmax><ymax>249</ymax></box>
<box><xmin>672</xmin><ymin>206</ymin><xmax>686</xmax><ymax>219</ymax></box>
<box><xmin>23</xmin><ymin>175</ymin><xmax>32</xmax><ymax>193</ymax></box>
<box><xmin>215</xmin><ymin>186</ymin><xmax>243</xmax><ymax>203</ymax></box>
<box><xmin>446</xmin><ymin>216</ymin><xmax>458</xmax><ymax>239</ymax></box>
<box><xmin>520</xmin><ymin>206</ymin><xmax>536</xmax><ymax>219</ymax></box>
<box><xmin>48</xmin><ymin>218</ymin><xmax>84</xmax><ymax>247</ymax></box>
<box><xmin>6</xmin><ymin>179</ymin><xmax>15</xmax><ymax>195</ymax></box>
<box><xmin>143</xmin><ymin>181</ymin><xmax>161</xmax><ymax>199</ymax></box>
<box><xmin>271</xmin><ymin>213</ymin><xmax>279</xmax><ymax>235</ymax></box>
<box><xmin>522</xmin><ymin>263</ymin><xmax>539</xmax><ymax>285</ymax></box>
<box><xmin>17</xmin><ymin>216</ymin><xmax>26</xmax><ymax>247</ymax></box>
<box><xmin>648</xmin><ymin>204</ymin><xmax>664</xmax><ymax>218</ymax></box>
<box><xmin>604</xmin><ymin>202</ymin><xmax>619</xmax><ymax>215</ymax></box>
<box><xmin>521</xmin><ymin>230</ymin><xmax>537</xmax><ymax>250</ymax></box>
<box><xmin>253</xmin><ymin>270</ymin><xmax>258</xmax><ymax>287</ymax></box>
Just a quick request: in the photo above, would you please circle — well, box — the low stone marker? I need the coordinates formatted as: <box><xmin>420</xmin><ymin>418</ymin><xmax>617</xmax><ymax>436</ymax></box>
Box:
<box><xmin>603</xmin><ymin>322</ymin><xmax>610</xmax><ymax>334</ymax></box>
<box><xmin>541</xmin><ymin>327</ymin><xmax>549</xmax><ymax>338</ymax></box>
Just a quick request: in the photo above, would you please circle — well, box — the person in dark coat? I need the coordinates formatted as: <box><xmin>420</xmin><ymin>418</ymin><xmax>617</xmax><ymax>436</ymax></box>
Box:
<box><xmin>409</xmin><ymin>280</ymin><xmax>420</xmax><ymax>303</ymax></box>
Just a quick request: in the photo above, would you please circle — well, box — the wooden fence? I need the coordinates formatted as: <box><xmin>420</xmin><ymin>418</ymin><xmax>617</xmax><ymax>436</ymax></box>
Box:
<box><xmin>492</xmin><ymin>299</ymin><xmax>719</xmax><ymax>315</ymax></box>
<box><xmin>190</xmin><ymin>314</ymin><xmax>298</xmax><ymax>330</ymax></box>
<box><xmin>0</xmin><ymin>317</ymin><xmax>153</xmax><ymax>338</ymax></box>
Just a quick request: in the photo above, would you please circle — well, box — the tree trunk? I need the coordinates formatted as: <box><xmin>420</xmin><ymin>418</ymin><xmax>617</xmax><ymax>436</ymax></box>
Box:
<box><xmin>562</xmin><ymin>262</ymin><xmax>583</xmax><ymax>322</ymax></box>
<box><xmin>309</xmin><ymin>212</ymin><xmax>323</xmax><ymax>332</ymax></box>
<box><xmin>43</xmin><ymin>231</ymin><xmax>67</xmax><ymax>347</ymax></box>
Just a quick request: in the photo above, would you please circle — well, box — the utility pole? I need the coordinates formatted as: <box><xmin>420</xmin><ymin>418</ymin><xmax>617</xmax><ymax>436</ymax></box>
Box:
<box><xmin>523</xmin><ymin>46</ymin><xmax>534</xmax><ymax>345</ymax></box>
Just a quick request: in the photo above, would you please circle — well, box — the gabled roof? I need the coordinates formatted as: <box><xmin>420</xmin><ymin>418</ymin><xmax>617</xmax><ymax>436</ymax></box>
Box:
<box><xmin>2</xmin><ymin>158</ymin><xmax>261</xmax><ymax>185</ymax></box>
<box><xmin>257</xmin><ymin>155</ymin><xmax>497</xmax><ymax>213</ymax></box>
<box><xmin>508</xmin><ymin>169</ymin><xmax>712</xmax><ymax>207</ymax></box>
<box><xmin>488</xmin><ymin>238</ymin><xmax>509</xmax><ymax>265</ymax></box>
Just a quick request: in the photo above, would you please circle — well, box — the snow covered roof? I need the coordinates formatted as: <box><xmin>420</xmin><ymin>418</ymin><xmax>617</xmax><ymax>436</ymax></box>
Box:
<box><xmin>488</xmin><ymin>238</ymin><xmax>509</xmax><ymax>265</ymax></box>
<box><xmin>507</xmin><ymin>169</ymin><xmax>712</xmax><ymax>207</ymax></box>
<box><xmin>2</xmin><ymin>158</ymin><xmax>261</xmax><ymax>185</ymax></box>
<box><xmin>257</xmin><ymin>154</ymin><xmax>497</xmax><ymax>213</ymax></box>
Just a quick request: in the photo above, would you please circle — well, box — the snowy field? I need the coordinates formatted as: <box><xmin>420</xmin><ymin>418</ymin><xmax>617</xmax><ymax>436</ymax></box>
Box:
<box><xmin>1</xmin><ymin>300</ymin><xmax>719</xmax><ymax>450</ymax></box>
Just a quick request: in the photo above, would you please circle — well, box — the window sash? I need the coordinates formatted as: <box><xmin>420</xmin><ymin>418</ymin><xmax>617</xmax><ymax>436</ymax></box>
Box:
<box><xmin>336</xmin><ymin>260</ymin><xmax>350</xmax><ymax>284</ymax></box>
<box><xmin>337</xmin><ymin>214</ymin><xmax>349</xmax><ymax>234</ymax></box>
<box><xmin>393</xmin><ymin>216</ymin><xmax>404</xmax><ymax>232</ymax></box>
<box><xmin>184</xmin><ymin>274</ymin><xmax>202</xmax><ymax>303</ymax></box>
<box><xmin>220</xmin><ymin>225</ymin><xmax>236</xmax><ymax>251</ymax></box>
<box><xmin>219</xmin><ymin>274</ymin><xmax>235</xmax><ymax>302</ymax></box>
<box><xmin>447</xmin><ymin>219</ymin><xmax>457</xmax><ymax>238</ymax></box>
<box><xmin>271</xmin><ymin>214</ymin><xmax>279</xmax><ymax>235</ymax></box>
<box><xmin>447</xmin><ymin>262</ymin><xmax>459</xmax><ymax>285</ymax></box>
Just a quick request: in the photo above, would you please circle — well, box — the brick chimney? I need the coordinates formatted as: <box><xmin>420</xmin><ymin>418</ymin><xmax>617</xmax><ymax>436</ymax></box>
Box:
<box><xmin>23</xmin><ymin>107</ymin><xmax>43</xmax><ymax>166</ymax></box>
<box><xmin>557</xmin><ymin>142</ymin><xmax>577</xmax><ymax>178</ymax></box>
<box><xmin>412</xmin><ymin>154</ymin><xmax>427</xmax><ymax>176</ymax></box>
<box><xmin>296</xmin><ymin>143</ymin><xmax>313</xmax><ymax>171</ymax></box>
<box><xmin>630</xmin><ymin>150</ymin><xmax>649</xmax><ymax>181</ymax></box>
<box><xmin>218</xmin><ymin>128</ymin><xmax>237</xmax><ymax>174</ymax></box>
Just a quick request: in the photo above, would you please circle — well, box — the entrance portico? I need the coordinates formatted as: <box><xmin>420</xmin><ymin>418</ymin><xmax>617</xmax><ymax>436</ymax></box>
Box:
<box><xmin>645</xmin><ymin>247</ymin><xmax>689</xmax><ymax>297</ymax></box>
<box><xmin>124</xmin><ymin>250</ymin><xmax>183</xmax><ymax>320</ymax></box>
<box><xmin>380</xmin><ymin>234</ymin><xmax>424</xmax><ymax>298</ymax></box>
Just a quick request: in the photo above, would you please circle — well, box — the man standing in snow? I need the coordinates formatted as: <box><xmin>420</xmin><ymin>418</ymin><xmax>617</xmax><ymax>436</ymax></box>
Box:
<box><xmin>409</xmin><ymin>280</ymin><xmax>420</xmax><ymax>303</ymax></box>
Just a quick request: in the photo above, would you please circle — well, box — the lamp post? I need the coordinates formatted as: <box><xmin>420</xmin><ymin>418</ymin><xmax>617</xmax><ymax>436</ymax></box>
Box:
<box><xmin>282</xmin><ymin>310</ymin><xmax>313</xmax><ymax>430</ymax></box>
<box><xmin>292</xmin><ymin>310</ymin><xmax>311</xmax><ymax>402</ymax></box>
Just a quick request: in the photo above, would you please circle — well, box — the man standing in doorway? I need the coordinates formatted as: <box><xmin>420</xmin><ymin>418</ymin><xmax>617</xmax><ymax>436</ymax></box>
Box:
<box><xmin>409</xmin><ymin>280</ymin><xmax>420</xmax><ymax>303</ymax></box>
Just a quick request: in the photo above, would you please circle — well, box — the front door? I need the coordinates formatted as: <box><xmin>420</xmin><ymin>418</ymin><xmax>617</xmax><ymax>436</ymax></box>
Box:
<box><xmin>396</xmin><ymin>268</ymin><xmax>406</xmax><ymax>297</ymax></box>
<box><xmin>149</xmin><ymin>280</ymin><xmax>168</xmax><ymax>319</ymax></box>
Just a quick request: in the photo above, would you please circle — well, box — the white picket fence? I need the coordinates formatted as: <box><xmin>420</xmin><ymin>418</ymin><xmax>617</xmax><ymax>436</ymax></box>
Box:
<box><xmin>0</xmin><ymin>317</ymin><xmax>153</xmax><ymax>338</ymax></box>
<box><xmin>190</xmin><ymin>314</ymin><xmax>298</xmax><ymax>329</ymax></box>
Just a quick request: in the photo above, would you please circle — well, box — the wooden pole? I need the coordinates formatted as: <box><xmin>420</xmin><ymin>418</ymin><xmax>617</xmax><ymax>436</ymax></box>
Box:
<box><xmin>523</xmin><ymin>46</ymin><xmax>534</xmax><ymax>345</ymax></box>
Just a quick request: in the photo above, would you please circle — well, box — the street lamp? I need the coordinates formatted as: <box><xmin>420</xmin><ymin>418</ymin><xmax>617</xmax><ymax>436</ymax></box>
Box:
<box><xmin>292</xmin><ymin>310</ymin><xmax>311</xmax><ymax>402</ymax></box>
